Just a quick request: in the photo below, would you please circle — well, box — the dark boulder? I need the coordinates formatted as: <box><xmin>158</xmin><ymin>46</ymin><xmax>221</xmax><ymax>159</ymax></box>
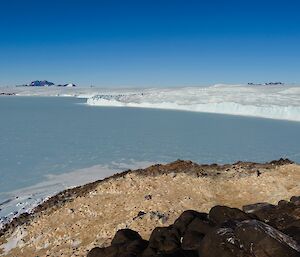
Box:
<box><xmin>249</xmin><ymin>201</ymin><xmax>299</xmax><ymax>231</ymax></box>
<box><xmin>283</xmin><ymin>225</ymin><xmax>300</xmax><ymax>244</ymax></box>
<box><xmin>198</xmin><ymin>219</ymin><xmax>300</xmax><ymax>257</ymax></box>
<box><xmin>88</xmin><ymin>239</ymin><xmax>148</xmax><ymax>257</ymax></box>
<box><xmin>142</xmin><ymin>248</ymin><xmax>194</xmax><ymax>257</ymax></box>
<box><xmin>181</xmin><ymin>215</ymin><xmax>215</xmax><ymax>250</ymax></box>
<box><xmin>173</xmin><ymin>210</ymin><xmax>209</xmax><ymax>236</ymax></box>
<box><xmin>198</xmin><ymin>226</ymin><xmax>248</xmax><ymax>257</ymax></box>
<box><xmin>235</xmin><ymin>220</ymin><xmax>300</xmax><ymax>257</ymax></box>
<box><xmin>87</xmin><ymin>247</ymin><xmax>105</xmax><ymax>257</ymax></box>
<box><xmin>290</xmin><ymin>196</ymin><xmax>300</xmax><ymax>205</ymax></box>
<box><xmin>278</xmin><ymin>199</ymin><xmax>290</xmax><ymax>207</ymax></box>
<box><xmin>208</xmin><ymin>205</ymin><xmax>251</xmax><ymax>224</ymax></box>
<box><xmin>125</xmin><ymin>239</ymin><xmax>149</xmax><ymax>255</ymax></box>
<box><xmin>242</xmin><ymin>202</ymin><xmax>275</xmax><ymax>214</ymax></box>
<box><xmin>181</xmin><ymin>230</ymin><xmax>204</xmax><ymax>251</ymax></box>
<box><xmin>87</xmin><ymin>245</ymin><xmax>119</xmax><ymax>257</ymax></box>
<box><xmin>111</xmin><ymin>229</ymin><xmax>142</xmax><ymax>246</ymax></box>
<box><xmin>141</xmin><ymin>246</ymin><xmax>157</xmax><ymax>257</ymax></box>
<box><xmin>146</xmin><ymin>226</ymin><xmax>181</xmax><ymax>254</ymax></box>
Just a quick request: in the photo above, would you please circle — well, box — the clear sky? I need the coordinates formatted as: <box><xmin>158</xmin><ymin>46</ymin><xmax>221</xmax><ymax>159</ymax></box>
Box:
<box><xmin>0</xmin><ymin>0</ymin><xmax>300</xmax><ymax>87</ymax></box>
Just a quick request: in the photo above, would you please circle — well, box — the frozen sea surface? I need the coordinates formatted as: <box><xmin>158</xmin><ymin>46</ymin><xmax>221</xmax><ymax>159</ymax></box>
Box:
<box><xmin>0</xmin><ymin>93</ymin><xmax>300</xmax><ymax>228</ymax></box>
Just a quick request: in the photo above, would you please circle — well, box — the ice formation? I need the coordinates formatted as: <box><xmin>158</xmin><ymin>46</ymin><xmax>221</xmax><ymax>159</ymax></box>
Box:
<box><xmin>1</xmin><ymin>84</ymin><xmax>300</xmax><ymax>121</ymax></box>
<box><xmin>86</xmin><ymin>85</ymin><xmax>300</xmax><ymax>121</ymax></box>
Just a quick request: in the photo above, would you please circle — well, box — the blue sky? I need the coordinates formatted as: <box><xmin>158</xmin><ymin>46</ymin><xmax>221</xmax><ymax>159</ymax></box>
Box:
<box><xmin>0</xmin><ymin>0</ymin><xmax>300</xmax><ymax>87</ymax></box>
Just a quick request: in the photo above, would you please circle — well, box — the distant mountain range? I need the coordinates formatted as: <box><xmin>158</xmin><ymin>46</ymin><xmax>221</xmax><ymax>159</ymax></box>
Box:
<box><xmin>18</xmin><ymin>80</ymin><xmax>76</xmax><ymax>87</ymax></box>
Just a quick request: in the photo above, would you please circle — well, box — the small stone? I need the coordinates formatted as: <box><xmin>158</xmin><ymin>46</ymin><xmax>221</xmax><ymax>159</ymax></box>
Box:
<box><xmin>144</xmin><ymin>195</ymin><xmax>152</xmax><ymax>200</ymax></box>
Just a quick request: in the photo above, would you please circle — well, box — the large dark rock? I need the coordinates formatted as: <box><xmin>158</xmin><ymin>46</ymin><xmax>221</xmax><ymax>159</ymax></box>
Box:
<box><xmin>141</xmin><ymin>247</ymin><xmax>157</xmax><ymax>257</ymax></box>
<box><xmin>198</xmin><ymin>225</ymin><xmax>249</xmax><ymax>257</ymax></box>
<box><xmin>88</xmin><ymin>239</ymin><xmax>148</xmax><ymax>257</ymax></box>
<box><xmin>142</xmin><ymin>248</ymin><xmax>194</xmax><ymax>257</ymax></box>
<box><xmin>248</xmin><ymin>200</ymin><xmax>300</xmax><ymax>231</ymax></box>
<box><xmin>290</xmin><ymin>196</ymin><xmax>300</xmax><ymax>205</ymax></box>
<box><xmin>124</xmin><ymin>239</ymin><xmax>149</xmax><ymax>256</ymax></box>
<box><xmin>181</xmin><ymin>215</ymin><xmax>215</xmax><ymax>250</ymax></box>
<box><xmin>198</xmin><ymin>219</ymin><xmax>300</xmax><ymax>257</ymax></box>
<box><xmin>88</xmin><ymin>230</ymin><xmax>146</xmax><ymax>257</ymax></box>
<box><xmin>173</xmin><ymin>210</ymin><xmax>209</xmax><ymax>236</ymax></box>
<box><xmin>146</xmin><ymin>226</ymin><xmax>181</xmax><ymax>254</ymax></box>
<box><xmin>235</xmin><ymin>220</ymin><xmax>300</xmax><ymax>257</ymax></box>
<box><xmin>242</xmin><ymin>202</ymin><xmax>275</xmax><ymax>214</ymax></box>
<box><xmin>87</xmin><ymin>247</ymin><xmax>104</xmax><ymax>257</ymax></box>
<box><xmin>181</xmin><ymin>230</ymin><xmax>204</xmax><ymax>251</ymax></box>
<box><xmin>282</xmin><ymin>220</ymin><xmax>300</xmax><ymax>244</ymax></box>
<box><xmin>111</xmin><ymin>229</ymin><xmax>142</xmax><ymax>246</ymax></box>
<box><xmin>87</xmin><ymin>245</ymin><xmax>119</xmax><ymax>257</ymax></box>
<box><xmin>208</xmin><ymin>205</ymin><xmax>251</xmax><ymax>224</ymax></box>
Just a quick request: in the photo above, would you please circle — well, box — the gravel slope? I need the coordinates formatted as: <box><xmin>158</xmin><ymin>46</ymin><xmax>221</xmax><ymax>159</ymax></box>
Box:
<box><xmin>0</xmin><ymin>159</ymin><xmax>299</xmax><ymax>256</ymax></box>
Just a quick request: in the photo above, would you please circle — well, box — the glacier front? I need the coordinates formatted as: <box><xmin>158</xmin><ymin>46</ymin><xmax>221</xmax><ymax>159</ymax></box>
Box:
<box><xmin>1</xmin><ymin>84</ymin><xmax>300</xmax><ymax>121</ymax></box>
<box><xmin>86</xmin><ymin>85</ymin><xmax>300</xmax><ymax>122</ymax></box>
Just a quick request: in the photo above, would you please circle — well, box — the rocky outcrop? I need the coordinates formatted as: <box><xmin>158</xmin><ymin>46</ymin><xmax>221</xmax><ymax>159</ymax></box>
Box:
<box><xmin>88</xmin><ymin>196</ymin><xmax>300</xmax><ymax>257</ymax></box>
<box><xmin>1</xmin><ymin>159</ymin><xmax>299</xmax><ymax>256</ymax></box>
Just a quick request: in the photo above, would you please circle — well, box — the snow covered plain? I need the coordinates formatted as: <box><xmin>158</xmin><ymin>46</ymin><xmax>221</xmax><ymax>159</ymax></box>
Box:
<box><xmin>1</xmin><ymin>84</ymin><xmax>300</xmax><ymax>121</ymax></box>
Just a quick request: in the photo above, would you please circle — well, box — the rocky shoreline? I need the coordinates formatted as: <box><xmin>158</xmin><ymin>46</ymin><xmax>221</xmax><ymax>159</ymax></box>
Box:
<box><xmin>0</xmin><ymin>158</ymin><xmax>299</xmax><ymax>256</ymax></box>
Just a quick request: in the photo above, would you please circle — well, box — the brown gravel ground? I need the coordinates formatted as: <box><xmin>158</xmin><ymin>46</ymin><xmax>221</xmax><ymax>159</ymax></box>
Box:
<box><xmin>0</xmin><ymin>159</ymin><xmax>299</xmax><ymax>257</ymax></box>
